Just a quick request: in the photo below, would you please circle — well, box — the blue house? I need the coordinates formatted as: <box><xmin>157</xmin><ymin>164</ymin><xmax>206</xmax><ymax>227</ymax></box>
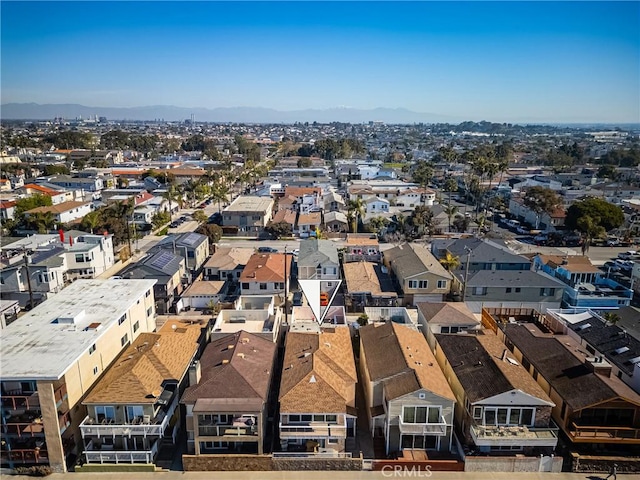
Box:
<box><xmin>533</xmin><ymin>255</ymin><xmax>632</xmax><ymax>309</ymax></box>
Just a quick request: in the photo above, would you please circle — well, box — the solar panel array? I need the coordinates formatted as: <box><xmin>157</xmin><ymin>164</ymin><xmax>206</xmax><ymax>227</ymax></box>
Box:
<box><xmin>149</xmin><ymin>251</ymin><xmax>176</xmax><ymax>270</ymax></box>
<box><xmin>182</xmin><ymin>233</ymin><xmax>201</xmax><ymax>246</ymax></box>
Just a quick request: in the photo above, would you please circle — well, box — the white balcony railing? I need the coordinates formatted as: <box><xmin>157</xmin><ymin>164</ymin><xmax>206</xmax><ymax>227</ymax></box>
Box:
<box><xmin>398</xmin><ymin>417</ymin><xmax>448</xmax><ymax>436</ymax></box>
<box><xmin>470</xmin><ymin>424</ymin><xmax>559</xmax><ymax>447</ymax></box>
<box><xmin>279</xmin><ymin>423</ymin><xmax>347</xmax><ymax>438</ymax></box>
<box><xmin>83</xmin><ymin>439</ymin><xmax>159</xmax><ymax>464</ymax></box>
<box><xmin>80</xmin><ymin>394</ymin><xmax>179</xmax><ymax>439</ymax></box>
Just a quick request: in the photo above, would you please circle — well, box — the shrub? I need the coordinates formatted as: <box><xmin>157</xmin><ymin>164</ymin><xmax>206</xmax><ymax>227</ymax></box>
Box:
<box><xmin>13</xmin><ymin>466</ymin><xmax>53</xmax><ymax>476</ymax></box>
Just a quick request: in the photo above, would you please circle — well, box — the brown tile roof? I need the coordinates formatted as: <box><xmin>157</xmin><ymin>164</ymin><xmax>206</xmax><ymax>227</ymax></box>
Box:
<box><xmin>84</xmin><ymin>320</ymin><xmax>204</xmax><ymax>404</ymax></box>
<box><xmin>204</xmin><ymin>247</ymin><xmax>254</xmax><ymax>270</ymax></box>
<box><xmin>271</xmin><ymin>209</ymin><xmax>297</xmax><ymax>225</ymax></box>
<box><xmin>416</xmin><ymin>302</ymin><xmax>479</xmax><ymax>327</ymax></box>
<box><xmin>22</xmin><ymin>183</ymin><xmax>58</xmax><ymax>195</ymax></box>
<box><xmin>26</xmin><ymin>201</ymin><xmax>89</xmax><ymax>215</ymax></box>
<box><xmin>360</xmin><ymin>322</ymin><xmax>455</xmax><ymax>401</ymax></box>
<box><xmin>181</xmin><ymin>280</ymin><xmax>225</xmax><ymax>297</ymax></box>
<box><xmin>284</xmin><ymin>186</ymin><xmax>322</xmax><ymax>197</ymax></box>
<box><xmin>181</xmin><ymin>331</ymin><xmax>276</xmax><ymax>404</ymax></box>
<box><xmin>297</xmin><ymin>212</ymin><xmax>322</xmax><ymax>225</ymax></box>
<box><xmin>345</xmin><ymin>234</ymin><xmax>379</xmax><ymax>246</ymax></box>
<box><xmin>538</xmin><ymin>254</ymin><xmax>600</xmax><ymax>274</ymax></box>
<box><xmin>279</xmin><ymin>328</ymin><xmax>357</xmax><ymax>413</ymax></box>
<box><xmin>343</xmin><ymin>262</ymin><xmax>397</xmax><ymax>297</ymax></box>
<box><xmin>240</xmin><ymin>253</ymin><xmax>292</xmax><ymax>283</ymax></box>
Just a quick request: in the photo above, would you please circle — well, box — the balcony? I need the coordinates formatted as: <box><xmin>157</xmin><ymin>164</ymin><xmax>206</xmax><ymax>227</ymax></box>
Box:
<box><xmin>568</xmin><ymin>423</ymin><xmax>640</xmax><ymax>444</ymax></box>
<box><xmin>398</xmin><ymin>416</ymin><xmax>448</xmax><ymax>436</ymax></box>
<box><xmin>1</xmin><ymin>447</ymin><xmax>48</xmax><ymax>465</ymax></box>
<box><xmin>279</xmin><ymin>423</ymin><xmax>347</xmax><ymax>439</ymax></box>
<box><xmin>343</xmin><ymin>252</ymin><xmax>381</xmax><ymax>263</ymax></box>
<box><xmin>59</xmin><ymin>412</ymin><xmax>71</xmax><ymax>435</ymax></box>
<box><xmin>2</xmin><ymin>412</ymin><xmax>45</xmax><ymax>437</ymax></box>
<box><xmin>1</xmin><ymin>392</ymin><xmax>40</xmax><ymax>413</ymax></box>
<box><xmin>83</xmin><ymin>439</ymin><xmax>159</xmax><ymax>464</ymax></box>
<box><xmin>470</xmin><ymin>424</ymin><xmax>559</xmax><ymax>448</ymax></box>
<box><xmin>198</xmin><ymin>423</ymin><xmax>258</xmax><ymax>437</ymax></box>
<box><xmin>54</xmin><ymin>384</ymin><xmax>68</xmax><ymax>412</ymax></box>
<box><xmin>80</xmin><ymin>393</ymin><xmax>179</xmax><ymax>439</ymax></box>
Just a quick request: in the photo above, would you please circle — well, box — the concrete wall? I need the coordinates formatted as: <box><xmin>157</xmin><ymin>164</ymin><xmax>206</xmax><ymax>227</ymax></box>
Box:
<box><xmin>571</xmin><ymin>454</ymin><xmax>640</xmax><ymax>474</ymax></box>
<box><xmin>464</xmin><ymin>455</ymin><xmax>563</xmax><ymax>472</ymax></box>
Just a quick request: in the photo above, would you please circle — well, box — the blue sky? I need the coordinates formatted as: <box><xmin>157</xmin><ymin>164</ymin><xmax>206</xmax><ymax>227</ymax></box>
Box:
<box><xmin>2</xmin><ymin>1</ymin><xmax>639</xmax><ymax>123</ymax></box>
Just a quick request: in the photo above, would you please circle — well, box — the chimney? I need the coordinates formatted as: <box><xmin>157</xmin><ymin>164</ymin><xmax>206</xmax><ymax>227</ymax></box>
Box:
<box><xmin>69</xmin><ymin>236</ymin><xmax>74</xmax><ymax>246</ymax></box>
<box><xmin>188</xmin><ymin>360</ymin><xmax>201</xmax><ymax>385</ymax></box>
<box><xmin>501</xmin><ymin>349</ymin><xmax>509</xmax><ymax>361</ymax></box>
<box><xmin>59</xmin><ymin>229</ymin><xmax>65</xmax><ymax>243</ymax></box>
<box><xmin>585</xmin><ymin>356</ymin><xmax>612</xmax><ymax>378</ymax></box>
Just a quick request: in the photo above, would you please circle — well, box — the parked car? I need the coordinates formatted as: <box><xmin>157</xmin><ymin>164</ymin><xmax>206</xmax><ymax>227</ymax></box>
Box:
<box><xmin>606</xmin><ymin>236</ymin><xmax>621</xmax><ymax>246</ymax></box>
<box><xmin>258</xmin><ymin>246</ymin><xmax>278</xmax><ymax>253</ymax></box>
<box><xmin>292</xmin><ymin>291</ymin><xmax>303</xmax><ymax>306</ymax></box>
<box><xmin>618</xmin><ymin>251</ymin><xmax>638</xmax><ymax>260</ymax></box>
<box><xmin>170</xmin><ymin>221</ymin><xmax>180</xmax><ymax>228</ymax></box>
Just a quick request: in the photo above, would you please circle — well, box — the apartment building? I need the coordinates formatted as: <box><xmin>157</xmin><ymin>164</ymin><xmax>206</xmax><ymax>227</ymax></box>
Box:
<box><xmin>0</xmin><ymin>279</ymin><xmax>157</xmax><ymax>472</ymax></box>
<box><xmin>223</xmin><ymin>196</ymin><xmax>274</xmax><ymax>235</ymax></box>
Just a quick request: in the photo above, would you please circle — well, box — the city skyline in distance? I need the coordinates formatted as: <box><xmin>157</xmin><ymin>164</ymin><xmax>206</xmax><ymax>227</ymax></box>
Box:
<box><xmin>1</xmin><ymin>1</ymin><xmax>639</xmax><ymax>124</ymax></box>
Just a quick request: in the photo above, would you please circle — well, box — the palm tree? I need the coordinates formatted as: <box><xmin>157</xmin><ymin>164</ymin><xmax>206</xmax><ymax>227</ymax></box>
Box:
<box><xmin>439</xmin><ymin>251</ymin><xmax>461</xmax><ymax>271</ymax></box>
<box><xmin>347</xmin><ymin>198</ymin><xmax>366</xmax><ymax>233</ymax></box>
<box><xmin>603</xmin><ymin>312</ymin><xmax>620</xmax><ymax>326</ymax></box>
<box><xmin>444</xmin><ymin>205</ymin><xmax>459</xmax><ymax>235</ymax></box>
<box><xmin>81</xmin><ymin>210</ymin><xmax>102</xmax><ymax>234</ymax></box>
<box><xmin>29</xmin><ymin>211</ymin><xmax>56</xmax><ymax>234</ymax></box>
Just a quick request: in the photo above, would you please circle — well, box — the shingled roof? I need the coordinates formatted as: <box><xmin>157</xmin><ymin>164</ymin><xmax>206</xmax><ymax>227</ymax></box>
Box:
<box><xmin>84</xmin><ymin>320</ymin><xmax>204</xmax><ymax>404</ymax></box>
<box><xmin>181</xmin><ymin>331</ymin><xmax>276</xmax><ymax>404</ymax></box>
<box><xmin>360</xmin><ymin>322</ymin><xmax>454</xmax><ymax>402</ymax></box>
<box><xmin>279</xmin><ymin>328</ymin><xmax>357</xmax><ymax>414</ymax></box>
<box><xmin>435</xmin><ymin>332</ymin><xmax>551</xmax><ymax>404</ymax></box>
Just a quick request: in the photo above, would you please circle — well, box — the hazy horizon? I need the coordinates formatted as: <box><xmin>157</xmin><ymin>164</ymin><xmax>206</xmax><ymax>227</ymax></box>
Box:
<box><xmin>2</xmin><ymin>2</ymin><xmax>639</xmax><ymax>124</ymax></box>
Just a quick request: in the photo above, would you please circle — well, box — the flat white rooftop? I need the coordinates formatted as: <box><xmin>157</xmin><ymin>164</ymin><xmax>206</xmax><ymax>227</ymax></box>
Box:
<box><xmin>0</xmin><ymin>279</ymin><xmax>157</xmax><ymax>381</ymax></box>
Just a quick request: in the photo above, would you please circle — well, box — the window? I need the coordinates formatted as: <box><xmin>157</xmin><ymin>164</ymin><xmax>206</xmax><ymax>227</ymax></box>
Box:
<box><xmin>326</xmin><ymin>415</ymin><xmax>337</xmax><ymax>423</ymax></box>
<box><xmin>437</xmin><ymin>280</ymin><xmax>447</xmax><ymax>289</ymax></box>
<box><xmin>121</xmin><ymin>333</ymin><xmax>129</xmax><ymax>347</ymax></box>
<box><xmin>133</xmin><ymin>321</ymin><xmax>139</xmax><ymax>333</ymax></box>
<box><xmin>95</xmin><ymin>405</ymin><xmax>115</xmax><ymax>422</ymax></box>
<box><xmin>147</xmin><ymin>307</ymin><xmax>153</xmax><ymax>317</ymax></box>
<box><xmin>126</xmin><ymin>405</ymin><xmax>144</xmax><ymax>423</ymax></box>
<box><xmin>408</xmin><ymin>280</ymin><xmax>428</xmax><ymax>289</ymax></box>
<box><xmin>260</xmin><ymin>283</ymin><xmax>267</xmax><ymax>290</ymax></box>
<box><xmin>145</xmin><ymin>290</ymin><xmax>151</xmax><ymax>298</ymax></box>
<box><xmin>540</xmin><ymin>288</ymin><xmax>555</xmax><ymax>296</ymax></box>
<box><xmin>402</xmin><ymin>406</ymin><xmax>441</xmax><ymax>424</ymax></box>
<box><xmin>93</xmin><ymin>366</ymin><xmax>98</xmax><ymax>375</ymax></box>
<box><xmin>301</xmin><ymin>414</ymin><xmax>312</xmax><ymax>422</ymax></box>
<box><xmin>515</xmin><ymin>287</ymin><xmax>521</xmax><ymax>293</ymax></box>
<box><xmin>441</xmin><ymin>327</ymin><xmax>450</xmax><ymax>333</ymax></box>
<box><xmin>118</xmin><ymin>313</ymin><xmax>127</xmax><ymax>325</ymax></box>
<box><xmin>187</xmin><ymin>250</ymin><xmax>194</xmax><ymax>258</ymax></box>
<box><xmin>89</xmin><ymin>344</ymin><xmax>96</xmax><ymax>355</ymax></box>
<box><xmin>277</xmin><ymin>282</ymin><xmax>285</xmax><ymax>289</ymax></box>
<box><xmin>473</xmin><ymin>287</ymin><xmax>487</xmax><ymax>295</ymax></box>
<box><xmin>473</xmin><ymin>407</ymin><xmax>483</xmax><ymax>419</ymax></box>
<box><xmin>484</xmin><ymin>407</ymin><xmax>534</xmax><ymax>426</ymax></box>
<box><xmin>506</xmin><ymin>287</ymin><xmax>512</xmax><ymax>293</ymax></box>
<box><xmin>242</xmin><ymin>283</ymin><xmax>250</xmax><ymax>290</ymax></box>
<box><xmin>289</xmin><ymin>415</ymin><xmax>300</xmax><ymax>422</ymax></box>
<box><xmin>75</xmin><ymin>254</ymin><xmax>85</xmax><ymax>263</ymax></box>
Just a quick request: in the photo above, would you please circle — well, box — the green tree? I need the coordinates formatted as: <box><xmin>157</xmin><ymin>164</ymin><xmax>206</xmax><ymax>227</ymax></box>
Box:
<box><xmin>357</xmin><ymin>313</ymin><xmax>369</xmax><ymax>327</ymax></box>
<box><xmin>576</xmin><ymin>215</ymin><xmax>606</xmax><ymax>246</ymax></box>
<box><xmin>365</xmin><ymin>216</ymin><xmax>389</xmax><ymax>236</ymax></box>
<box><xmin>80</xmin><ymin>211</ymin><xmax>102</xmax><ymax>234</ymax></box>
<box><xmin>565</xmin><ymin>197</ymin><xmax>624</xmax><ymax>233</ymax></box>
<box><xmin>410</xmin><ymin>205</ymin><xmax>434</xmax><ymax>238</ymax></box>
<box><xmin>27</xmin><ymin>211</ymin><xmax>56</xmax><ymax>233</ymax></box>
<box><xmin>151</xmin><ymin>211</ymin><xmax>171</xmax><ymax>229</ymax></box>
<box><xmin>439</xmin><ymin>251</ymin><xmax>461</xmax><ymax>271</ymax></box>
<box><xmin>265</xmin><ymin>221</ymin><xmax>292</xmax><ymax>239</ymax></box>
<box><xmin>43</xmin><ymin>164</ymin><xmax>70</xmax><ymax>176</ymax></box>
<box><xmin>195</xmin><ymin>223</ymin><xmax>222</xmax><ymax>245</ymax></box>
<box><xmin>347</xmin><ymin>198</ymin><xmax>366</xmax><ymax>233</ymax></box>
<box><xmin>297</xmin><ymin>157</ymin><xmax>313</xmax><ymax>168</ymax></box>
<box><xmin>14</xmin><ymin>195</ymin><xmax>52</xmax><ymax>217</ymax></box>
<box><xmin>523</xmin><ymin>186</ymin><xmax>563</xmax><ymax>229</ymax></box>
<box><xmin>192</xmin><ymin>210</ymin><xmax>208</xmax><ymax>224</ymax></box>
<box><xmin>603</xmin><ymin>312</ymin><xmax>620</xmax><ymax>326</ymax></box>
<box><xmin>412</xmin><ymin>161</ymin><xmax>434</xmax><ymax>188</ymax></box>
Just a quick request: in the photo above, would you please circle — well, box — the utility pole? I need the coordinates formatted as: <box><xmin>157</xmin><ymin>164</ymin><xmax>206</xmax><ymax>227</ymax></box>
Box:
<box><xmin>462</xmin><ymin>246</ymin><xmax>472</xmax><ymax>302</ymax></box>
<box><xmin>23</xmin><ymin>248</ymin><xmax>34</xmax><ymax>309</ymax></box>
<box><xmin>284</xmin><ymin>246</ymin><xmax>288</xmax><ymax>326</ymax></box>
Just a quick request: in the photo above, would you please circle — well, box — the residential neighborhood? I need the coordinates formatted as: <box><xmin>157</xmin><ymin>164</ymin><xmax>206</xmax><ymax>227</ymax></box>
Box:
<box><xmin>1</xmin><ymin>118</ymin><xmax>640</xmax><ymax>476</ymax></box>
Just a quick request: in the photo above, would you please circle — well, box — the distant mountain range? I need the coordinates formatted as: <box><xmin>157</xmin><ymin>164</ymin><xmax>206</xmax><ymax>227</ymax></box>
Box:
<box><xmin>1</xmin><ymin>103</ymin><xmax>463</xmax><ymax>124</ymax></box>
